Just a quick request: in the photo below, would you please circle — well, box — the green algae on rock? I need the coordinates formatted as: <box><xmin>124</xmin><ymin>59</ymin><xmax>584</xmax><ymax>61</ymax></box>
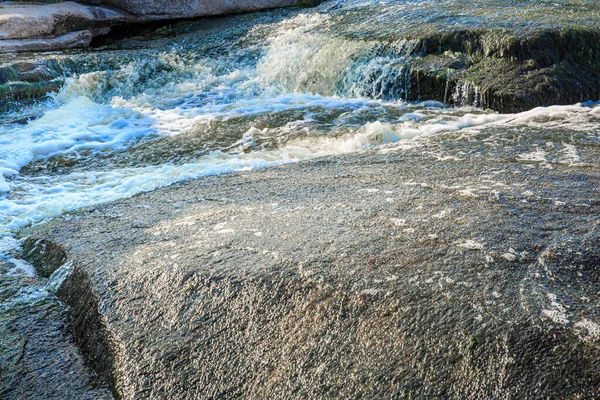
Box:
<box><xmin>401</xmin><ymin>28</ymin><xmax>600</xmax><ymax>112</ymax></box>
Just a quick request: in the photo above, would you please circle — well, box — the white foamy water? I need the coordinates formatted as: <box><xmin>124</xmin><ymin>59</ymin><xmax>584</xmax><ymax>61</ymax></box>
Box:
<box><xmin>0</xmin><ymin>105</ymin><xmax>421</xmax><ymax>235</ymax></box>
<box><xmin>3</xmin><ymin>95</ymin><xmax>599</xmax><ymax>244</ymax></box>
<box><xmin>6</xmin><ymin>258</ymin><xmax>36</xmax><ymax>277</ymax></box>
<box><xmin>0</xmin><ymin>96</ymin><xmax>155</xmax><ymax>193</ymax></box>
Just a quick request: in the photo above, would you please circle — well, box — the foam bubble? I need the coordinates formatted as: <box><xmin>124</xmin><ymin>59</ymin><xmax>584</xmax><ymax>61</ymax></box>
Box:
<box><xmin>6</xmin><ymin>258</ymin><xmax>36</xmax><ymax>277</ymax></box>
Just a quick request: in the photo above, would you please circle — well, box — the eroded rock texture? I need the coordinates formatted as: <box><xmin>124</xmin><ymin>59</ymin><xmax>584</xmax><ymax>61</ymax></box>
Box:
<box><xmin>24</xmin><ymin>128</ymin><xmax>600</xmax><ymax>399</ymax></box>
<box><xmin>80</xmin><ymin>0</ymin><xmax>298</xmax><ymax>17</ymax></box>
<box><xmin>0</xmin><ymin>261</ymin><xmax>112</xmax><ymax>400</ymax></box>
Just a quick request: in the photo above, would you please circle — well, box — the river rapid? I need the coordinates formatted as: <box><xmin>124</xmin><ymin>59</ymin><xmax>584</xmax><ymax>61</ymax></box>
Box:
<box><xmin>1</xmin><ymin>0</ymin><xmax>600</xmax><ymax>396</ymax></box>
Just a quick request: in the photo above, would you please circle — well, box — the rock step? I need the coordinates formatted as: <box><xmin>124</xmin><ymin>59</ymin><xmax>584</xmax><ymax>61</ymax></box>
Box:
<box><xmin>0</xmin><ymin>2</ymin><xmax>137</xmax><ymax>40</ymax></box>
<box><xmin>0</xmin><ymin>30</ymin><xmax>96</xmax><ymax>53</ymax></box>
<box><xmin>22</xmin><ymin>144</ymin><xmax>600</xmax><ymax>398</ymax></box>
<box><xmin>366</xmin><ymin>28</ymin><xmax>600</xmax><ymax>113</ymax></box>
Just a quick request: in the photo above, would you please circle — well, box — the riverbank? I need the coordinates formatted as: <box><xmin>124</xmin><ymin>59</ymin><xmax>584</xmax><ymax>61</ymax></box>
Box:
<box><xmin>22</xmin><ymin>115</ymin><xmax>600</xmax><ymax>398</ymax></box>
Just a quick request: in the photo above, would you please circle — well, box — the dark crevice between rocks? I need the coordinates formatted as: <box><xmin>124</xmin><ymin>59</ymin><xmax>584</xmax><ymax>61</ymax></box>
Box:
<box><xmin>58</xmin><ymin>264</ymin><xmax>119</xmax><ymax>399</ymax></box>
<box><xmin>399</xmin><ymin>28</ymin><xmax>600</xmax><ymax>112</ymax></box>
<box><xmin>89</xmin><ymin>17</ymin><xmax>204</xmax><ymax>48</ymax></box>
<box><xmin>21</xmin><ymin>238</ymin><xmax>67</xmax><ymax>278</ymax></box>
<box><xmin>86</xmin><ymin>0</ymin><xmax>325</xmax><ymax>48</ymax></box>
<box><xmin>89</xmin><ymin>1</ymin><xmax>322</xmax><ymax>49</ymax></box>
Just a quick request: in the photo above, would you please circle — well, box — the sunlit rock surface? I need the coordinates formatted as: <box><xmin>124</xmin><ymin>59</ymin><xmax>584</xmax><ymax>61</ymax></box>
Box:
<box><xmin>24</xmin><ymin>129</ymin><xmax>600</xmax><ymax>398</ymax></box>
<box><xmin>80</xmin><ymin>0</ymin><xmax>299</xmax><ymax>17</ymax></box>
<box><xmin>0</xmin><ymin>2</ymin><xmax>132</xmax><ymax>40</ymax></box>
<box><xmin>0</xmin><ymin>1</ymin><xmax>140</xmax><ymax>52</ymax></box>
<box><xmin>0</xmin><ymin>0</ymin><xmax>322</xmax><ymax>52</ymax></box>
<box><xmin>2</xmin><ymin>1</ymin><xmax>600</xmax><ymax>398</ymax></box>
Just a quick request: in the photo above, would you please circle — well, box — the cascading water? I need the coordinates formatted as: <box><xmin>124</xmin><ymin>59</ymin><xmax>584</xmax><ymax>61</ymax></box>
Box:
<box><xmin>1</xmin><ymin>0</ymin><xmax>600</xmax><ymax>397</ymax></box>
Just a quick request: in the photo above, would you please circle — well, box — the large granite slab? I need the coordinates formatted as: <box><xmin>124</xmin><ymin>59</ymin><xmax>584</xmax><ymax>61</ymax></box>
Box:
<box><xmin>23</xmin><ymin>128</ymin><xmax>600</xmax><ymax>398</ymax></box>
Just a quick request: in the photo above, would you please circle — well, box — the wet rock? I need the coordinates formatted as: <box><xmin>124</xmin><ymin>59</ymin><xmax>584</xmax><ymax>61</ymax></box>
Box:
<box><xmin>402</xmin><ymin>28</ymin><xmax>600</xmax><ymax>113</ymax></box>
<box><xmin>23</xmin><ymin>133</ymin><xmax>600</xmax><ymax>398</ymax></box>
<box><xmin>0</xmin><ymin>59</ymin><xmax>70</xmax><ymax>85</ymax></box>
<box><xmin>0</xmin><ymin>80</ymin><xmax>63</xmax><ymax>111</ymax></box>
<box><xmin>354</xmin><ymin>28</ymin><xmax>600</xmax><ymax>113</ymax></box>
<box><xmin>2</xmin><ymin>0</ymin><xmax>598</xmax><ymax>112</ymax></box>
<box><xmin>0</xmin><ymin>57</ymin><xmax>76</xmax><ymax>114</ymax></box>
<box><xmin>22</xmin><ymin>238</ymin><xmax>67</xmax><ymax>278</ymax></box>
<box><xmin>0</xmin><ymin>263</ymin><xmax>112</xmax><ymax>400</ymax></box>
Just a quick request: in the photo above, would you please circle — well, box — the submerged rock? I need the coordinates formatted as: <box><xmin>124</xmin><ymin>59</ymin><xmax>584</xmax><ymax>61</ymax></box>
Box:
<box><xmin>23</xmin><ymin>128</ymin><xmax>600</xmax><ymax>398</ymax></box>
<box><xmin>0</xmin><ymin>57</ymin><xmax>75</xmax><ymax>114</ymax></box>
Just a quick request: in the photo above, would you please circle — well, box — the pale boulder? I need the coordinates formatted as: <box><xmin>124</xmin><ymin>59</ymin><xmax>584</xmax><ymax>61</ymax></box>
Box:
<box><xmin>79</xmin><ymin>0</ymin><xmax>300</xmax><ymax>17</ymax></box>
<box><xmin>0</xmin><ymin>2</ymin><xmax>134</xmax><ymax>40</ymax></box>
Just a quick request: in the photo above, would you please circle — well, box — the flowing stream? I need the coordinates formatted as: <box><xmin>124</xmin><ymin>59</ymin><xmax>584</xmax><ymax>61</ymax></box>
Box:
<box><xmin>1</xmin><ymin>0</ymin><xmax>600</xmax><ymax>395</ymax></box>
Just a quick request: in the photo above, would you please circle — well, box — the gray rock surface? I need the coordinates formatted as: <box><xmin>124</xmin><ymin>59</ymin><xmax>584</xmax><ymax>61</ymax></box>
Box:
<box><xmin>0</xmin><ymin>30</ymin><xmax>95</xmax><ymax>53</ymax></box>
<box><xmin>23</xmin><ymin>131</ymin><xmax>600</xmax><ymax>398</ymax></box>
<box><xmin>0</xmin><ymin>0</ymin><xmax>316</xmax><ymax>52</ymax></box>
<box><xmin>0</xmin><ymin>1</ymin><xmax>140</xmax><ymax>53</ymax></box>
<box><xmin>0</xmin><ymin>2</ymin><xmax>134</xmax><ymax>40</ymax></box>
<box><xmin>0</xmin><ymin>261</ymin><xmax>113</xmax><ymax>400</ymax></box>
<box><xmin>80</xmin><ymin>0</ymin><xmax>298</xmax><ymax>17</ymax></box>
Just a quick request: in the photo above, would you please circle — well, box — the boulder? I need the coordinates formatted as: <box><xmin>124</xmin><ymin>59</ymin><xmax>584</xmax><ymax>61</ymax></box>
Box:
<box><xmin>0</xmin><ymin>2</ymin><xmax>134</xmax><ymax>40</ymax></box>
<box><xmin>79</xmin><ymin>0</ymin><xmax>303</xmax><ymax>17</ymax></box>
<box><xmin>23</xmin><ymin>131</ymin><xmax>600</xmax><ymax>398</ymax></box>
<box><xmin>0</xmin><ymin>1</ymin><xmax>142</xmax><ymax>53</ymax></box>
<box><xmin>0</xmin><ymin>0</ymin><xmax>321</xmax><ymax>52</ymax></box>
<box><xmin>400</xmin><ymin>29</ymin><xmax>600</xmax><ymax>113</ymax></box>
<box><xmin>0</xmin><ymin>266</ymin><xmax>113</xmax><ymax>400</ymax></box>
<box><xmin>0</xmin><ymin>30</ymin><xmax>95</xmax><ymax>53</ymax></box>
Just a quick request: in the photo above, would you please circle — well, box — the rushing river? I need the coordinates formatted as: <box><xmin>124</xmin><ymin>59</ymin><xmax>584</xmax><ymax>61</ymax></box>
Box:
<box><xmin>1</xmin><ymin>0</ymin><xmax>600</xmax><ymax>396</ymax></box>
